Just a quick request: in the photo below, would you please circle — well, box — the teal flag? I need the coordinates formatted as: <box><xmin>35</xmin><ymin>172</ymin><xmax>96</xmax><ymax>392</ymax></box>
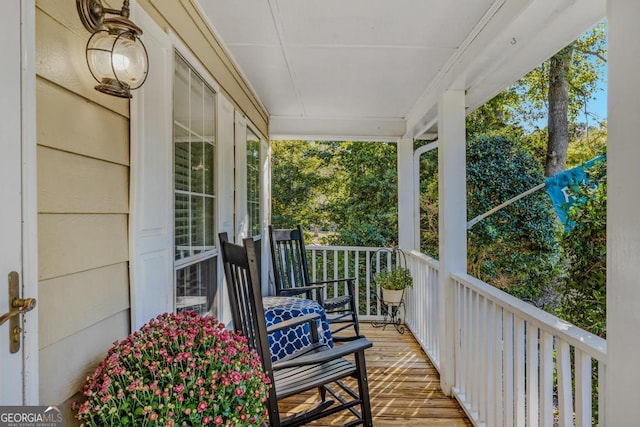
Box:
<box><xmin>544</xmin><ymin>155</ymin><xmax>605</xmax><ymax>230</ymax></box>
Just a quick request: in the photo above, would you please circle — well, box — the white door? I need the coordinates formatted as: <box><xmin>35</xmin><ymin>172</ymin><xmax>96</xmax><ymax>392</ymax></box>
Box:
<box><xmin>0</xmin><ymin>0</ymin><xmax>37</xmax><ymax>404</ymax></box>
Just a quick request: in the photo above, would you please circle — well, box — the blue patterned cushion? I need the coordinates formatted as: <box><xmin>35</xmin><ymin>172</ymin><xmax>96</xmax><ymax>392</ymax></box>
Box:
<box><xmin>263</xmin><ymin>296</ymin><xmax>334</xmax><ymax>362</ymax></box>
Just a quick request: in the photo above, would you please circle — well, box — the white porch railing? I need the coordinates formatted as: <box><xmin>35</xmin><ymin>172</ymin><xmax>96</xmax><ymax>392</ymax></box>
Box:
<box><xmin>451</xmin><ymin>273</ymin><xmax>606</xmax><ymax>427</ymax></box>
<box><xmin>404</xmin><ymin>250</ymin><xmax>441</xmax><ymax>370</ymax></box>
<box><xmin>309</xmin><ymin>245</ymin><xmax>608</xmax><ymax>427</ymax></box>
<box><xmin>306</xmin><ymin>245</ymin><xmax>397</xmax><ymax>320</ymax></box>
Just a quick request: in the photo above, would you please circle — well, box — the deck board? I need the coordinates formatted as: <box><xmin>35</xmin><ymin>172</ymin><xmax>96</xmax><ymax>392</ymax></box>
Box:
<box><xmin>277</xmin><ymin>324</ymin><xmax>472</xmax><ymax>426</ymax></box>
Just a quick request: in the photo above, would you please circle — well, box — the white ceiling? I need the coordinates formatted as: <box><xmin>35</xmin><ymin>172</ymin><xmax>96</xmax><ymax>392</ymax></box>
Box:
<box><xmin>196</xmin><ymin>0</ymin><xmax>605</xmax><ymax>140</ymax></box>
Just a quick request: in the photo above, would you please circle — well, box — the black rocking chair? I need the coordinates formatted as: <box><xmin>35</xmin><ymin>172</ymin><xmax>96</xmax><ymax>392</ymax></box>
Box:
<box><xmin>219</xmin><ymin>233</ymin><xmax>373</xmax><ymax>427</ymax></box>
<box><xmin>268</xmin><ymin>225</ymin><xmax>360</xmax><ymax>338</ymax></box>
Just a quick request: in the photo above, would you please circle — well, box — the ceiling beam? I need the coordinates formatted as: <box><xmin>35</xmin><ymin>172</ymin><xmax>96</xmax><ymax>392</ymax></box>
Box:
<box><xmin>269</xmin><ymin>116</ymin><xmax>405</xmax><ymax>141</ymax></box>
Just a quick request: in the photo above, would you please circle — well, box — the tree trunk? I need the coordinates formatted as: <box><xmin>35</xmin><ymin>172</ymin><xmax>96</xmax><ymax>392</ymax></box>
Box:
<box><xmin>545</xmin><ymin>47</ymin><xmax>572</xmax><ymax>177</ymax></box>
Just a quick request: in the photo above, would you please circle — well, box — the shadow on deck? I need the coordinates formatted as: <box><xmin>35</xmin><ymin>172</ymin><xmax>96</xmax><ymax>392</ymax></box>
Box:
<box><xmin>278</xmin><ymin>323</ymin><xmax>472</xmax><ymax>426</ymax></box>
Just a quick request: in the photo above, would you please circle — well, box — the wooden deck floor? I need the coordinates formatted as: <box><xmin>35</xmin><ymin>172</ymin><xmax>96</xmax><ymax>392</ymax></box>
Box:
<box><xmin>278</xmin><ymin>324</ymin><xmax>472</xmax><ymax>426</ymax></box>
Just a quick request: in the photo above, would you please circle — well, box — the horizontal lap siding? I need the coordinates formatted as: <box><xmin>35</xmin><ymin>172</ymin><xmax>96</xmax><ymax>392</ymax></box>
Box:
<box><xmin>36</xmin><ymin>1</ymin><xmax>131</xmax><ymax>406</ymax></box>
<box><xmin>36</xmin><ymin>79</ymin><xmax>129</xmax><ymax>165</ymax></box>
<box><xmin>38</xmin><ymin>146</ymin><xmax>129</xmax><ymax>214</ymax></box>
<box><xmin>39</xmin><ymin>311</ymin><xmax>130</xmax><ymax>405</ymax></box>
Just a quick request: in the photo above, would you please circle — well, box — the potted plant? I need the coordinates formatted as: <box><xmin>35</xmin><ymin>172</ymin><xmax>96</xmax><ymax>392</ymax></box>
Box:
<box><xmin>374</xmin><ymin>267</ymin><xmax>413</xmax><ymax>305</ymax></box>
<box><xmin>73</xmin><ymin>311</ymin><xmax>271</xmax><ymax>426</ymax></box>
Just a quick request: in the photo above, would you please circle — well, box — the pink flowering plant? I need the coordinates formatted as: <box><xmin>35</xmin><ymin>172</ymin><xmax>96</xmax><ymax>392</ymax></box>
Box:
<box><xmin>73</xmin><ymin>312</ymin><xmax>271</xmax><ymax>426</ymax></box>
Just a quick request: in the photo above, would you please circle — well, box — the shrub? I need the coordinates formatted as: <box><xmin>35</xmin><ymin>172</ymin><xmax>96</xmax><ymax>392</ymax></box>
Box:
<box><xmin>74</xmin><ymin>312</ymin><xmax>270</xmax><ymax>426</ymax></box>
<box><xmin>420</xmin><ymin>135</ymin><xmax>560</xmax><ymax>301</ymax></box>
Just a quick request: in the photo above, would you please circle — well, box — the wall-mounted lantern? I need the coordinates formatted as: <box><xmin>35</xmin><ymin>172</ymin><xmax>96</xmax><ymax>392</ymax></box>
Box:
<box><xmin>77</xmin><ymin>0</ymin><xmax>149</xmax><ymax>98</ymax></box>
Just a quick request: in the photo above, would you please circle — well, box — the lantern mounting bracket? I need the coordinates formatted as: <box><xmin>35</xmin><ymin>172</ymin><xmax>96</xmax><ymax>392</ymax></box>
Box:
<box><xmin>77</xmin><ymin>0</ymin><xmax>132</xmax><ymax>33</ymax></box>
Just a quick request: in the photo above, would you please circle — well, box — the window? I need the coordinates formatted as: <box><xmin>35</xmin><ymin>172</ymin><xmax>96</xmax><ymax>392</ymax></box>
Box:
<box><xmin>246</xmin><ymin>128</ymin><xmax>261</xmax><ymax>237</ymax></box>
<box><xmin>173</xmin><ymin>53</ymin><xmax>217</xmax><ymax>315</ymax></box>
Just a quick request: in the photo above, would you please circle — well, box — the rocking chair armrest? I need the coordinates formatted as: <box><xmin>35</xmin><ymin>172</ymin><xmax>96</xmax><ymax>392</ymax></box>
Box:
<box><xmin>308</xmin><ymin>277</ymin><xmax>356</xmax><ymax>286</ymax></box>
<box><xmin>272</xmin><ymin>337</ymin><xmax>372</xmax><ymax>370</ymax></box>
<box><xmin>281</xmin><ymin>285</ymin><xmax>327</xmax><ymax>305</ymax></box>
<box><xmin>308</xmin><ymin>278</ymin><xmax>356</xmax><ymax>298</ymax></box>
<box><xmin>266</xmin><ymin>313</ymin><xmax>322</xmax><ymax>335</ymax></box>
<box><xmin>280</xmin><ymin>284</ymin><xmax>327</xmax><ymax>295</ymax></box>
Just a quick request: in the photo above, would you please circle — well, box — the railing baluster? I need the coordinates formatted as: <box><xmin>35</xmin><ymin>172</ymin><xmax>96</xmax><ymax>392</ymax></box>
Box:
<box><xmin>333</xmin><ymin>249</ymin><xmax>338</xmax><ymax>296</ymax></box>
<box><xmin>503</xmin><ymin>311</ymin><xmax>514</xmax><ymax>427</ymax></box>
<box><xmin>575</xmin><ymin>349</ymin><xmax>592</xmax><ymax>427</ymax></box>
<box><xmin>311</xmin><ymin>248</ymin><xmax>317</xmax><ymax>283</ymax></box>
<box><xmin>472</xmin><ymin>291</ymin><xmax>480</xmax><ymax>415</ymax></box>
<box><xmin>434</xmin><ymin>264</ymin><xmax>440</xmax><ymax>365</ymax></box>
<box><xmin>477</xmin><ymin>296</ymin><xmax>487</xmax><ymax>422</ymax></box>
<box><xmin>598</xmin><ymin>360</ymin><xmax>605</xmax><ymax>427</ymax></box>
<box><xmin>485</xmin><ymin>299</ymin><xmax>495</xmax><ymax>425</ymax></box>
<box><xmin>376</xmin><ymin>250</ymin><xmax>382</xmax><ymax>316</ymax></box>
<box><xmin>344</xmin><ymin>250</ymin><xmax>349</xmax><ymax>299</ymax></box>
<box><xmin>464</xmin><ymin>285</ymin><xmax>471</xmax><ymax>406</ymax></box>
<box><xmin>526</xmin><ymin>322</ymin><xmax>539</xmax><ymax>427</ymax></box>
<box><xmin>494</xmin><ymin>305</ymin><xmax>504</xmax><ymax>427</ymax></box>
<box><xmin>365</xmin><ymin>251</ymin><xmax>371</xmax><ymax>316</ymax></box>
<box><xmin>515</xmin><ymin>317</ymin><xmax>526</xmax><ymax>426</ymax></box>
<box><xmin>322</xmin><ymin>250</ymin><xmax>327</xmax><ymax>282</ymax></box>
<box><xmin>355</xmin><ymin>250</ymin><xmax>360</xmax><ymax>316</ymax></box>
<box><xmin>455</xmin><ymin>280</ymin><xmax>462</xmax><ymax>390</ymax></box>
<box><xmin>557</xmin><ymin>340</ymin><xmax>573</xmax><ymax>427</ymax></box>
<box><xmin>540</xmin><ymin>331</ymin><xmax>554</xmax><ymax>426</ymax></box>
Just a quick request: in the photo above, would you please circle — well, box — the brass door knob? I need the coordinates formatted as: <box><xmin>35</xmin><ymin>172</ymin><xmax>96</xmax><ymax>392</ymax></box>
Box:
<box><xmin>13</xmin><ymin>297</ymin><xmax>36</xmax><ymax>311</ymax></box>
<box><xmin>0</xmin><ymin>297</ymin><xmax>37</xmax><ymax>326</ymax></box>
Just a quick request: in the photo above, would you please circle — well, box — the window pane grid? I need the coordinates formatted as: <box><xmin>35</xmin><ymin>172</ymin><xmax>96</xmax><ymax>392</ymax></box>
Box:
<box><xmin>246</xmin><ymin>129</ymin><xmax>261</xmax><ymax>237</ymax></box>
<box><xmin>174</xmin><ymin>52</ymin><xmax>217</xmax><ymax>316</ymax></box>
<box><xmin>175</xmin><ymin>256</ymin><xmax>217</xmax><ymax>315</ymax></box>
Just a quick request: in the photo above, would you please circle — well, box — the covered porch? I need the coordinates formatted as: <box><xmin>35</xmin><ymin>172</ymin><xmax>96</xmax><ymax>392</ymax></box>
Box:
<box><xmin>4</xmin><ymin>0</ymin><xmax>640</xmax><ymax>426</ymax></box>
<box><xmin>201</xmin><ymin>0</ymin><xmax>613</xmax><ymax>425</ymax></box>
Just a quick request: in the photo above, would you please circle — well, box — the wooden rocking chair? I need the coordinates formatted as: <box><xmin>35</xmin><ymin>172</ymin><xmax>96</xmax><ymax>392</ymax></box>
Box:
<box><xmin>219</xmin><ymin>233</ymin><xmax>373</xmax><ymax>427</ymax></box>
<box><xmin>268</xmin><ymin>225</ymin><xmax>360</xmax><ymax>338</ymax></box>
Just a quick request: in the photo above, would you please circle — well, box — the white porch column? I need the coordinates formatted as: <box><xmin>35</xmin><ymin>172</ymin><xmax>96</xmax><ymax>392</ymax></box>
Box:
<box><xmin>607</xmin><ymin>0</ymin><xmax>640</xmax><ymax>424</ymax></box>
<box><xmin>437</xmin><ymin>90</ymin><xmax>467</xmax><ymax>395</ymax></box>
<box><xmin>398</xmin><ymin>138</ymin><xmax>416</xmax><ymax>250</ymax></box>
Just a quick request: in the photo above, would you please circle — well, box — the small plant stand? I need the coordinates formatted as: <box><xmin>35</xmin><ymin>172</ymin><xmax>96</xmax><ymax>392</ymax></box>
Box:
<box><xmin>371</xmin><ymin>291</ymin><xmax>406</xmax><ymax>334</ymax></box>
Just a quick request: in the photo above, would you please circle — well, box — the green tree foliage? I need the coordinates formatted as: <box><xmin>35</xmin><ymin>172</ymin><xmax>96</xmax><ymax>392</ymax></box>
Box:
<box><xmin>420</xmin><ymin>135</ymin><xmax>560</xmax><ymax>300</ymax></box>
<box><xmin>271</xmin><ymin>140</ymin><xmax>398</xmax><ymax>248</ymax></box>
<box><xmin>558</xmin><ymin>157</ymin><xmax>606</xmax><ymax>337</ymax></box>
<box><xmin>512</xmin><ymin>22</ymin><xmax>607</xmax><ymax>175</ymax></box>
<box><xmin>418</xmin><ymin>147</ymin><xmax>439</xmax><ymax>258</ymax></box>
<box><xmin>466</xmin><ymin>90</ymin><xmax>524</xmax><ymax>140</ymax></box>
<box><xmin>565</xmin><ymin>123</ymin><xmax>607</xmax><ymax>167</ymax></box>
<box><xmin>511</xmin><ymin>22</ymin><xmax>607</xmax><ymax>129</ymax></box>
<box><xmin>327</xmin><ymin>141</ymin><xmax>398</xmax><ymax>247</ymax></box>
<box><xmin>467</xmin><ymin>136</ymin><xmax>560</xmax><ymax>300</ymax></box>
<box><xmin>271</xmin><ymin>140</ymin><xmax>332</xmax><ymax>229</ymax></box>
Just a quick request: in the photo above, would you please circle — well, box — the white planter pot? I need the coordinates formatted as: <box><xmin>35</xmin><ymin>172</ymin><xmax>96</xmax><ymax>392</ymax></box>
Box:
<box><xmin>381</xmin><ymin>288</ymin><xmax>404</xmax><ymax>305</ymax></box>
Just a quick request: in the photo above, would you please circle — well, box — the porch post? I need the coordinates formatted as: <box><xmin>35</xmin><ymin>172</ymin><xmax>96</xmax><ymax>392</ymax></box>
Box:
<box><xmin>606</xmin><ymin>0</ymin><xmax>640</xmax><ymax>424</ymax></box>
<box><xmin>398</xmin><ymin>138</ymin><xmax>416</xmax><ymax>250</ymax></box>
<box><xmin>437</xmin><ymin>89</ymin><xmax>466</xmax><ymax>395</ymax></box>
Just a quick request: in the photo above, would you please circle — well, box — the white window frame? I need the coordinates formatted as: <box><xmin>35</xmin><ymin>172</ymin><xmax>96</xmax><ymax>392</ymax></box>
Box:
<box><xmin>170</xmin><ymin>34</ymin><xmax>222</xmax><ymax>316</ymax></box>
<box><xmin>246</xmin><ymin>123</ymin><xmax>263</xmax><ymax>238</ymax></box>
<box><xmin>132</xmin><ymin>26</ymin><xmax>269</xmax><ymax>323</ymax></box>
<box><xmin>235</xmin><ymin>116</ymin><xmax>267</xmax><ymax>240</ymax></box>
